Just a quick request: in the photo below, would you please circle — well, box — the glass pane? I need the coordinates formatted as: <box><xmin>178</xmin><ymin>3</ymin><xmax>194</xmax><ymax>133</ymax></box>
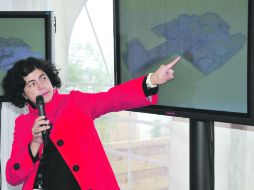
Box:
<box><xmin>67</xmin><ymin>0</ymin><xmax>114</xmax><ymax>88</ymax></box>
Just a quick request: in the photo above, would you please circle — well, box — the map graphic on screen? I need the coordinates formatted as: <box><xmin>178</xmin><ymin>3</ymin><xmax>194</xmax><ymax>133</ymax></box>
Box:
<box><xmin>124</xmin><ymin>13</ymin><xmax>246</xmax><ymax>77</ymax></box>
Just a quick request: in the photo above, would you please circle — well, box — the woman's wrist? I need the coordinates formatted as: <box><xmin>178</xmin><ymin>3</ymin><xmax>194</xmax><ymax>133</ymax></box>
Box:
<box><xmin>29</xmin><ymin>140</ymin><xmax>40</xmax><ymax>157</ymax></box>
<box><xmin>147</xmin><ymin>73</ymin><xmax>158</xmax><ymax>88</ymax></box>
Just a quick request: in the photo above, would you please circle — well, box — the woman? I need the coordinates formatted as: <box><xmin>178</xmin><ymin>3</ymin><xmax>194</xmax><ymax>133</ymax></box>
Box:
<box><xmin>3</xmin><ymin>56</ymin><xmax>180</xmax><ymax>190</ymax></box>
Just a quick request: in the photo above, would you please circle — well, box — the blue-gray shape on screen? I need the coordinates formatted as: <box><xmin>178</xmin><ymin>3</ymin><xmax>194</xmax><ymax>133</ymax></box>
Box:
<box><xmin>124</xmin><ymin>12</ymin><xmax>246</xmax><ymax>77</ymax></box>
<box><xmin>0</xmin><ymin>37</ymin><xmax>43</xmax><ymax>71</ymax></box>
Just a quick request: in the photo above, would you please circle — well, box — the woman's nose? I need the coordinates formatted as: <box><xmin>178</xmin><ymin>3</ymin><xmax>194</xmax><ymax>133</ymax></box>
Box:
<box><xmin>37</xmin><ymin>81</ymin><xmax>44</xmax><ymax>90</ymax></box>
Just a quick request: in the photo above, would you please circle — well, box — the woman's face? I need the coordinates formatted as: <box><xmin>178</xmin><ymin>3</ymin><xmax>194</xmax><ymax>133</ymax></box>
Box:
<box><xmin>23</xmin><ymin>69</ymin><xmax>54</xmax><ymax>104</ymax></box>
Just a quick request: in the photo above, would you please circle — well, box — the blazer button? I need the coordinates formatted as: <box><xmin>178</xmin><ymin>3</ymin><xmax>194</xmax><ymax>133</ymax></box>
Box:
<box><xmin>13</xmin><ymin>163</ymin><xmax>20</xmax><ymax>170</ymax></box>
<box><xmin>57</xmin><ymin>139</ymin><xmax>64</xmax><ymax>146</ymax></box>
<box><xmin>73</xmin><ymin>165</ymin><xmax>79</xmax><ymax>172</ymax></box>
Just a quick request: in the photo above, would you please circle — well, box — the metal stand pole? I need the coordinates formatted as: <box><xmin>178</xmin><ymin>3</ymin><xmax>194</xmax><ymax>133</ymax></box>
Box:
<box><xmin>190</xmin><ymin>119</ymin><xmax>214</xmax><ymax>190</ymax></box>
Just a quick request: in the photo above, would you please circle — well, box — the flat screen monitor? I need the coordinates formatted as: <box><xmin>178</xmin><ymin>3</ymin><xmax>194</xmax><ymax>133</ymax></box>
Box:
<box><xmin>113</xmin><ymin>0</ymin><xmax>254</xmax><ymax>125</ymax></box>
<box><xmin>0</xmin><ymin>11</ymin><xmax>53</xmax><ymax>101</ymax></box>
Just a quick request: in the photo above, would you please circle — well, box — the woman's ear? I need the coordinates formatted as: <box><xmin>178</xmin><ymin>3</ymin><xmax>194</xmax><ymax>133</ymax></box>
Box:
<box><xmin>22</xmin><ymin>93</ymin><xmax>28</xmax><ymax>100</ymax></box>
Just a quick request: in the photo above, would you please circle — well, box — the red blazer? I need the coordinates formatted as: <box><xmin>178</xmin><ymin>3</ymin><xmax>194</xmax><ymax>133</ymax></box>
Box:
<box><xmin>6</xmin><ymin>76</ymin><xmax>158</xmax><ymax>190</ymax></box>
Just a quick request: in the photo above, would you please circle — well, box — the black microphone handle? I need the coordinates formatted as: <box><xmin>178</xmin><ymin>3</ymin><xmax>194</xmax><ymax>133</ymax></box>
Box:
<box><xmin>37</xmin><ymin>104</ymin><xmax>45</xmax><ymax>117</ymax></box>
<box><xmin>37</xmin><ymin>104</ymin><xmax>49</xmax><ymax>146</ymax></box>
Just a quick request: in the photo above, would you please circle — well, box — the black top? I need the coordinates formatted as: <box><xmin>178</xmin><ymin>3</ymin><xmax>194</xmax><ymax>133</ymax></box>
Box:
<box><xmin>32</xmin><ymin>139</ymin><xmax>81</xmax><ymax>190</ymax></box>
<box><xmin>30</xmin><ymin>77</ymin><xmax>158</xmax><ymax>189</ymax></box>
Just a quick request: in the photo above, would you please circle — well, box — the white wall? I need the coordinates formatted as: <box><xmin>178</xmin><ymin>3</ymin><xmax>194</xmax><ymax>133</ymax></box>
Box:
<box><xmin>169</xmin><ymin>119</ymin><xmax>254</xmax><ymax>190</ymax></box>
<box><xmin>215</xmin><ymin>124</ymin><xmax>254</xmax><ymax>190</ymax></box>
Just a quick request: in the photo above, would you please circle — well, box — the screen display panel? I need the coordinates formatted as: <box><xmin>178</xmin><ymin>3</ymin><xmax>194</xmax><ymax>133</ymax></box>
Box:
<box><xmin>114</xmin><ymin>0</ymin><xmax>254</xmax><ymax>125</ymax></box>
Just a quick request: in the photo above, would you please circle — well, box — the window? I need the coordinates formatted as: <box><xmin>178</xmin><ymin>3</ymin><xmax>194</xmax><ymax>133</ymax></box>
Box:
<box><xmin>65</xmin><ymin>0</ymin><xmax>114</xmax><ymax>93</ymax></box>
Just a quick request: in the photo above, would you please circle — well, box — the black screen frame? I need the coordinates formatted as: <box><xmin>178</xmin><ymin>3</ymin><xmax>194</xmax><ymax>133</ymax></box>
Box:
<box><xmin>0</xmin><ymin>11</ymin><xmax>53</xmax><ymax>102</ymax></box>
<box><xmin>113</xmin><ymin>0</ymin><xmax>254</xmax><ymax>125</ymax></box>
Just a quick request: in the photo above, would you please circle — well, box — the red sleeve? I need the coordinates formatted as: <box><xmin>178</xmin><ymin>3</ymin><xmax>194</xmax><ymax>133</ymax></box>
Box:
<box><xmin>71</xmin><ymin>76</ymin><xmax>158</xmax><ymax>119</ymax></box>
<box><xmin>6</xmin><ymin>117</ymin><xmax>39</xmax><ymax>185</ymax></box>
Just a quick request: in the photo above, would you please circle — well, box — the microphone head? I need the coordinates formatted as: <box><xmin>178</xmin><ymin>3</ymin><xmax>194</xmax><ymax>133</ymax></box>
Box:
<box><xmin>36</xmin><ymin>95</ymin><xmax>45</xmax><ymax>107</ymax></box>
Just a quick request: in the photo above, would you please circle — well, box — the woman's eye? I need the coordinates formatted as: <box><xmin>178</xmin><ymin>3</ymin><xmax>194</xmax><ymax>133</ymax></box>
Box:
<box><xmin>28</xmin><ymin>82</ymin><xmax>35</xmax><ymax>88</ymax></box>
<box><xmin>41</xmin><ymin>76</ymin><xmax>47</xmax><ymax>81</ymax></box>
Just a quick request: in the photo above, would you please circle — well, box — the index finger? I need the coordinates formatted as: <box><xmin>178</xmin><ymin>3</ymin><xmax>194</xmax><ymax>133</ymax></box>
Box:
<box><xmin>35</xmin><ymin>116</ymin><xmax>46</xmax><ymax>122</ymax></box>
<box><xmin>166</xmin><ymin>56</ymin><xmax>181</xmax><ymax>69</ymax></box>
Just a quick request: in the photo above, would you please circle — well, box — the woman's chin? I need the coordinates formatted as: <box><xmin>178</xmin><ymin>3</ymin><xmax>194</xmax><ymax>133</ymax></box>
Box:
<box><xmin>43</xmin><ymin>93</ymin><xmax>53</xmax><ymax>103</ymax></box>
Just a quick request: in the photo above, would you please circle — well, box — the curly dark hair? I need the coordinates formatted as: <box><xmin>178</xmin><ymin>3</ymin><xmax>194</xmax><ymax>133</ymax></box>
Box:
<box><xmin>2</xmin><ymin>57</ymin><xmax>61</xmax><ymax>108</ymax></box>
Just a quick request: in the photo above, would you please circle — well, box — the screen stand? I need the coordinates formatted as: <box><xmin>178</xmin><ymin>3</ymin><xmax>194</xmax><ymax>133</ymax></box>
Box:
<box><xmin>189</xmin><ymin>119</ymin><xmax>214</xmax><ymax>190</ymax></box>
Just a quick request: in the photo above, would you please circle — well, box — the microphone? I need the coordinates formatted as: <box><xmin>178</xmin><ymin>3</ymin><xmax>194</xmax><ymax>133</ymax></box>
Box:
<box><xmin>36</xmin><ymin>95</ymin><xmax>49</xmax><ymax>146</ymax></box>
